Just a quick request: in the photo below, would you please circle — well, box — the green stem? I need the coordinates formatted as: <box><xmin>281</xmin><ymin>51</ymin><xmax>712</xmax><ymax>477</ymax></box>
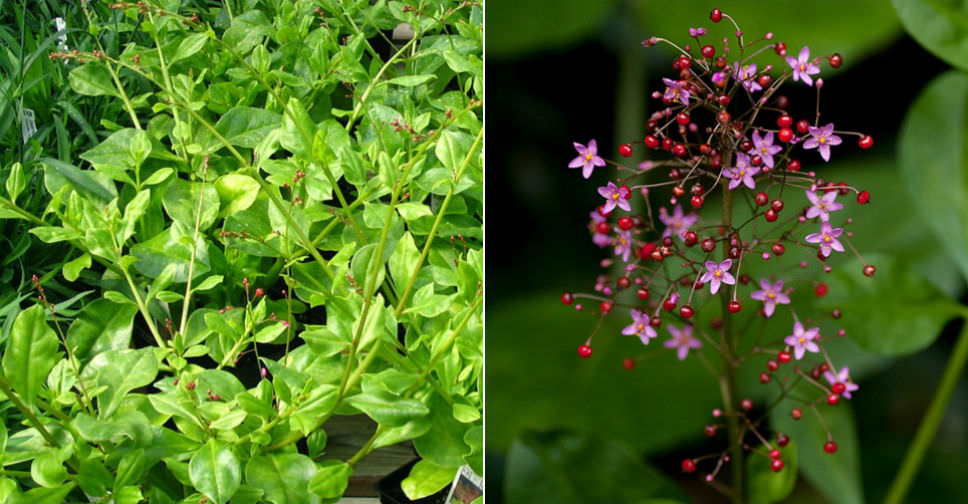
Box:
<box><xmin>883</xmin><ymin>317</ymin><xmax>968</xmax><ymax>504</ymax></box>
<box><xmin>720</xmin><ymin>184</ymin><xmax>744</xmax><ymax>504</ymax></box>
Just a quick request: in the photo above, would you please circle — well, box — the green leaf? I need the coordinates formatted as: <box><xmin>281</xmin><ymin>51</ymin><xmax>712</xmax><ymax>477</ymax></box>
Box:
<box><xmin>62</xmin><ymin>253</ymin><xmax>91</xmax><ymax>282</ymax></box>
<box><xmin>436</xmin><ymin>129</ymin><xmax>473</xmax><ymax>172</ymax></box>
<box><xmin>189</xmin><ymin>439</ymin><xmax>241</xmax><ymax>504</ymax></box>
<box><xmin>816</xmin><ymin>255</ymin><xmax>963</xmax><ymax>355</ymax></box>
<box><xmin>893</xmin><ymin>0</ymin><xmax>968</xmax><ymax>71</ymax></box>
<box><xmin>308</xmin><ymin>460</ymin><xmax>352</xmax><ymax>500</ymax></box>
<box><xmin>162</xmin><ymin>178</ymin><xmax>220</xmax><ymax>230</ymax></box>
<box><xmin>30</xmin><ymin>451</ymin><xmax>68</xmax><ymax>488</ymax></box>
<box><xmin>280</xmin><ymin>97</ymin><xmax>315</xmax><ymax>159</ymax></box>
<box><xmin>113</xmin><ymin>486</ymin><xmax>144</xmax><ymax>504</ymax></box>
<box><xmin>29</xmin><ymin>226</ymin><xmax>82</xmax><ymax>243</ymax></box>
<box><xmin>413</xmin><ymin>392</ymin><xmax>470</xmax><ymax>467</ymax></box>
<box><xmin>748</xmin><ymin>440</ymin><xmax>798</xmax><ymax>504</ymax></box>
<box><xmin>120</xmin><ymin>189</ymin><xmax>151</xmax><ymax>243</ymax></box>
<box><xmin>143</xmin><ymin>167</ymin><xmax>173</xmax><ymax>186</ymax></box>
<box><xmin>346</xmin><ymin>391</ymin><xmax>430</xmax><ymax>426</ymax></box>
<box><xmin>211</xmin><ymin>107</ymin><xmax>282</xmax><ymax>149</ymax></box>
<box><xmin>66</xmin><ymin>298</ymin><xmax>138</xmax><ymax>363</ymax></box>
<box><xmin>401</xmin><ymin>460</ymin><xmax>455</xmax><ymax>500</ymax></box>
<box><xmin>389</xmin><ymin>231</ymin><xmax>420</xmax><ymax>290</ymax></box>
<box><xmin>77</xmin><ymin>458</ymin><xmax>113</xmax><ymax>497</ymax></box>
<box><xmin>899</xmin><ymin>71</ymin><xmax>968</xmax><ymax>281</ymax></box>
<box><xmin>387</xmin><ymin>74</ymin><xmax>437</xmax><ymax>87</ymax></box>
<box><xmin>69</xmin><ymin>63</ymin><xmax>118</xmax><ymax>97</ymax></box>
<box><xmin>244</xmin><ymin>454</ymin><xmax>320</xmax><ymax>504</ymax></box>
<box><xmin>42</xmin><ymin>157</ymin><xmax>117</xmax><ymax>203</ymax></box>
<box><xmin>2</xmin><ymin>305</ymin><xmax>61</xmax><ymax>407</ymax></box>
<box><xmin>131</xmin><ymin>227</ymin><xmax>211</xmax><ymax>281</ymax></box>
<box><xmin>505</xmin><ymin>430</ymin><xmax>686</xmax><ymax>504</ymax></box>
<box><xmin>172</xmin><ymin>32</ymin><xmax>209</xmax><ymax>63</ymax></box>
<box><xmin>770</xmin><ymin>383</ymin><xmax>864</xmax><ymax>504</ymax></box>
<box><xmin>215</xmin><ymin>173</ymin><xmax>260</xmax><ymax>218</ymax></box>
<box><xmin>81</xmin><ymin>128</ymin><xmax>152</xmax><ymax>181</ymax></box>
<box><xmin>5</xmin><ymin>162</ymin><xmax>24</xmax><ymax>202</ymax></box>
<box><xmin>81</xmin><ymin>348</ymin><xmax>159</xmax><ymax>418</ymax></box>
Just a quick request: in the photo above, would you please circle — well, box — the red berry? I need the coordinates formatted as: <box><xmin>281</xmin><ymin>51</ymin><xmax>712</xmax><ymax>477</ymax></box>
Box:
<box><xmin>754</xmin><ymin>192</ymin><xmax>769</xmax><ymax>206</ymax></box>
<box><xmin>637</xmin><ymin>288</ymin><xmax>650</xmax><ymax>300</ymax></box>
<box><xmin>662</xmin><ymin>137</ymin><xmax>674</xmax><ymax>150</ymax></box>
<box><xmin>778</xmin><ymin>127</ymin><xmax>793</xmax><ymax>143</ymax></box>
<box><xmin>824</xmin><ymin>440</ymin><xmax>838</xmax><ymax>453</ymax></box>
<box><xmin>759</xmin><ymin>372</ymin><xmax>771</xmax><ymax>384</ymax></box>
<box><xmin>739</xmin><ymin>139</ymin><xmax>753</xmax><ymax>152</ymax></box>
<box><xmin>764</xmin><ymin>209</ymin><xmax>778</xmax><ymax>222</ymax></box>
<box><xmin>620</xmin><ymin>185</ymin><xmax>632</xmax><ymax>198</ymax></box>
<box><xmin>677</xmin><ymin>112</ymin><xmax>690</xmax><ymax>125</ymax></box>
<box><xmin>772</xmin><ymin>243</ymin><xmax>785</xmax><ymax>255</ymax></box>
<box><xmin>819</xmin><ymin>362</ymin><xmax>830</xmax><ymax>372</ymax></box>
<box><xmin>561</xmin><ymin>293</ymin><xmax>574</xmax><ymax>305</ymax></box>
<box><xmin>863</xmin><ymin>264</ymin><xmax>876</xmax><ymax>277</ymax></box>
<box><xmin>717</xmin><ymin>111</ymin><xmax>731</xmax><ymax>124</ymax></box>
<box><xmin>751</xmin><ymin>155</ymin><xmax>763</xmax><ymax>166</ymax></box>
<box><xmin>672</xmin><ymin>144</ymin><xmax>687</xmax><ymax>157</ymax></box>
<box><xmin>644</xmin><ymin>135</ymin><xmax>660</xmax><ymax>149</ymax></box>
<box><xmin>778</xmin><ymin>351</ymin><xmax>791</xmax><ymax>363</ymax></box>
<box><xmin>619</xmin><ymin>143</ymin><xmax>633</xmax><ymax>157</ymax></box>
<box><xmin>791</xmin><ymin>408</ymin><xmax>802</xmax><ymax>420</ymax></box>
<box><xmin>650</xmin><ymin>316</ymin><xmax>662</xmax><ymax>327</ymax></box>
<box><xmin>777</xmin><ymin>115</ymin><xmax>793</xmax><ymax>128</ymax></box>
<box><xmin>787</xmin><ymin>159</ymin><xmax>801</xmax><ymax>172</ymax></box>
<box><xmin>597</xmin><ymin>205</ymin><xmax>612</xmax><ymax>217</ymax></box>
<box><xmin>832</xmin><ymin>382</ymin><xmax>847</xmax><ymax>395</ymax></box>
<box><xmin>771</xmin><ymin>458</ymin><xmax>784</xmax><ymax>472</ymax></box>
<box><xmin>577</xmin><ymin>345</ymin><xmax>593</xmax><ymax>358</ymax></box>
<box><xmin>682</xmin><ymin>458</ymin><xmax>696</xmax><ymax>473</ymax></box>
<box><xmin>858</xmin><ymin>135</ymin><xmax>873</xmax><ymax>150</ymax></box>
<box><xmin>774</xmin><ymin>41</ymin><xmax>787</xmax><ymax>55</ymax></box>
<box><xmin>701</xmin><ymin>44</ymin><xmax>715</xmax><ymax>58</ymax></box>
<box><xmin>704</xmin><ymin>425</ymin><xmax>717</xmax><ymax>437</ymax></box>
<box><xmin>254</xmin><ymin>287</ymin><xmax>264</xmax><ymax>298</ymax></box>
<box><xmin>796</xmin><ymin>119</ymin><xmax>811</xmax><ymax>133</ymax></box>
<box><xmin>827</xmin><ymin>393</ymin><xmax>840</xmax><ymax>405</ymax></box>
<box><xmin>623</xmin><ymin>358</ymin><xmax>635</xmax><ymax>370</ymax></box>
<box><xmin>771</xmin><ymin>199</ymin><xmax>784</xmax><ymax>212</ymax></box>
<box><xmin>766</xmin><ymin>360</ymin><xmax>779</xmax><ymax>371</ymax></box>
<box><xmin>815</xmin><ymin>283</ymin><xmax>828</xmax><ymax>297</ymax></box>
<box><xmin>769</xmin><ymin>449</ymin><xmax>781</xmax><ymax>459</ymax></box>
<box><xmin>701</xmin><ymin>238</ymin><xmax>716</xmax><ymax>252</ymax></box>
<box><xmin>684</xmin><ymin>231</ymin><xmax>698</xmax><ymax>246</ymax></box>
<box><xmin>618</xmin><ymin>216</ymin><xmax>633</xmax><ymax>230</ymax></box>
<box><xmin>663</xmin><ymin>298</ymin><xmax>677</xmax><ymax>311</ymax></box>
<box><xmin>680</xmin><ymin>305</ymin><xmax>694</xmax><ymax>319</ymax></box>
<box><xmin>616</xmin><ymin>277</ymin><xmax>630</xmax><ymax>289</ymax></box>
<box><xmin>596</xmin><ymin>221</ymin><xmax>610</xmax><ymax>234</ymax></box>
<box><xmin>599</xmin><ymin>301</ymin><xmax>613</xmax><ymax>314</ymax></box>
<box><xmin>828</xmin><ymin>53</ymin><xmax>843</xmax><ymax>68</ymax></box>
<box><xmin>710</xmin><ymin>8</ymin><xmax>722</xmax><ymax>22</ymax></box>
<box><xmin>676</xmin><ymin>56</ymin><xmax>691</xmax><ymax>70</ymax></box>
<box><xmin>728</xmin><ymin>300</ymin><xmax>741</xmax><ymax>313</ymax></box>
<box><xmin>690</xmin><ymin>194</ymin><xmax>704</xmax><ymax>209</ymax></box>
<box><xmin>718</xmin><ymin>94</ymin><xmax>731</xmax><ymax>105</ymax></box>
<box><xmin>776</xmin><ymin>434</ymin><xmax>790</xmax><ymax>447</ymax></box>
<box><xmin>757</xmin><ymin>74</ymin><xmax>772</xmax><ymax>88</ymax></box>
<box><xmin>740</xmin><ymin>398</ymin><xmax>753</xmax><ymax>411</ymax></box>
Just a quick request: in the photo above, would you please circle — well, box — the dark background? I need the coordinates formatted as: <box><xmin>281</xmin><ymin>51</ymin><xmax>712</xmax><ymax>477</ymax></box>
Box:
<box><xmin>485</xmin><ymin>1</ymin><xmax>967</xmax><ymax>503</ymax></box>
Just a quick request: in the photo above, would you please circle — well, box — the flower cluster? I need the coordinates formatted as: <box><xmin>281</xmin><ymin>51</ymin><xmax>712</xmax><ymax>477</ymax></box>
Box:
<box><xmin>559</xmin><ymin>8</ymin><xmax>875</xmax><ymax>493</ymax></box>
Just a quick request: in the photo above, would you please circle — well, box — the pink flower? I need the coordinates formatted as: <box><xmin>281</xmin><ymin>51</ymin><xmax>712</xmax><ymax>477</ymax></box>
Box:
<box><xmin>805</xmin><ymin>222</ymin><xmax>845</xmax><ymax>258</ymax></box>
<box><xmin>662</xmin><ymin>78</ymin><xmax>690</xmax><ymax>105</ymax></box>
<box><xmin>733</xmin><ymin>62</ymin><xmax>762</xmax><ymax>93</ymax></box>
<box><xmin>658</xmin><ymin>204</ymin><xmax>698</xmax><ymax>241</ymax></box>
<box><xmin>725</xmin><ymin>152</ymin><xmax>759</xmax><ymax>190</ymax></box>
<box><xmin>598</xmin><ymin>182</ymin><xmax>632</xmax><ymax>213</ymax></box>
<box><xmin>614</xmin><ymin>229</ymin><xmax>632</xmax><ymax>262</ymax></box>
<box><xmin>783</xmin><ymin>321</ymin><xmax>820</xmax><ymax>360</ymax></box>
<box><xmin>569</xmin><ymin>139</ymin><xmax>606</xmax><ymax>178</ymax></box>
<box><xmin>802</xmin><ymin>123</ymin><xmax>842</xmax><ymax>162</ymax></box>
<box><xmin>664</xmin><ymin>324</ymin><xmax>702</xmax><ymax>360</ymax></box>
<box><xmin>700</xmin><ymin>259</ymin><xmax>735</xmax><ymax>295</ymax></box>
<box><xmin>805</xmin><ymin>190</ymin><xmax>843</xmax><ymax>221</ymax></box>
<box><xmin>786</xmin><ymin>46</ymin><xmax>820</xmax><ymax>86</ymax></box>
<box><xmin>622</xmin><ymin>309</ymin><xmax>658</xmax><ymax>345</ymax></box>
<box><xmin>749</xmin><ymin>278</ymin><xmax>791</xmax><ymax>317</ymax></box>
<box><xmin>752</xmin><ymin>130</ymin><xmax>782</xmax><ymax>168</ymax></box>
<box><xmin>824</xmin><ymin>366</ymin><xmax>859</xmax><ymax>399</ymax></box>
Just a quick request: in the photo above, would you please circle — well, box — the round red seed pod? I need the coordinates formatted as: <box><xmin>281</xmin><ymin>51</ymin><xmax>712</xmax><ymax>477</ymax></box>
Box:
<box><xmin>578</xmin><ymin>345</ymin><xmax>593</xmax><ymax>358</ymax></box>
<box><xmin>623</xmin><ymin>358</ymin><xmax>635</xmax><ymax>370</ymax></box>
<box><xmin>680</xmin><ymin>305</ymin><xmax>694</xmax><ymax>319</ymax></box>
<box><xmin>777</xmin><ymin>115</ymin><xmax>793</xmax><ymax>128</ymax></box>
<box><xmin>682</xmin><ymin>458</ymin><xmax>696</xmax><ymax>473</ymax></box>
<box><xmin>815</xmin><ymin>283</ymin><xmax>829</xmax><ymax>297</ymax></box>
<box><xmin>774</xmin><ymin>41</ymin><xmax>787</xmax><ymax>55</ymax></box>
<box><xmin>690</xmin><ymin>194</ymin><xmax>704</xmax><ymax>209</ymax></box>
<box><xmin>771</xmin><ymin>458</ymin><xmax>784</xmax><ymax>472</ymax></box>
<box><xmin>677</xmin><ymin>112</ymin><xmax>690</xmax><ymax>125</ymax></box>
<box><xmin>684</xmin><ymin>231</ymin><xmax>698</xmax><ymax>246</ymax></box>
<box><xmin>618</xmin><ymin>217</ymin><xmax>634</xmax><ymax>230</ymax></box>
<box><xmin>776</xmin><ymin>433</ymin><xmax>790</xmax><ymax>447</ymax></box>
<box><xmin>662</xmin><ymin>137</ymin><xmax>674</xmax><ymax>150</ymax></box>
<box><xmin>829</xmin><ymin>53</ymin><xmax>843</xmax><ymax>68</ymax></box>
<box><xmin>673</xmin><ymin>144</ymin><xmax>688</xmax><ymax>157</ymax></box>
<box><xmin>767</xmin><ymin>360</ymin><xmax>780</xmax><ymax>371</ymax></box>
<box><xmin>701</xmin><ymin>238</ymin><xmax>716</xmax><ymax>252</ymax></box>
<box><xmin>254</xmin><ymin>287</ymin><xmax>264</xmax><ymax>298</ymax></box>
<box><xmin>751</xmin><ymin>155</ymin><xmax>763</xmax><ymax>166</ymax></box>
<box><xmin>650</xmin><ymin>316</ymin><xmax>662</xmax><ymax>327</ymax></box>
<box><xmin>858</xmin><ymin>135</ymin><xmax>874</xmax><ymax>150</ymax></box>
<box><xmin>819</xmin><ymin>363</ymin><xmax>830</xmax><ymax>372</ymax></box>
<box><xmin>827</xmin><ymin>393</ymin><xmax>840</xmax><ymax>405</ymax></box>
<box><xmin>776</xmin><ymin>95</ymin><xmax>789</xmax><ymax>108</ymax></box>
<box><xmin>740</xmin><ymin>398</ymin><xmax>753</xmax><ymax>411</ymax></box>
<box><xmin>787</xmin><ymin>159</ymin><xmax>801</xmax><ymax>172</ymax></box>
<box><xmin>620</xmin><ymin>185</ymin><xmax>632</xmax><ymax>198</ymax></box>
<box><xmin>718</xmin><ymin>94</ymin><xmax>731</xmax><ymax>105</ymax></box>
<box><xmin>796</xmin><ymin>119</ymin><xmax>811</xmax><ymax>133</ymax></box>
<box><xmin>637</xmin><ymin>288</ymin><xmax>650</xmax><ymax>300</ymax></box>
<box><xmin>704</xmin><ymin>425</ymin><xmax>717</xmax><ymax>437</ymax></box>
<box><xmin>824</xmin><ymin>441</ymin><xmax>838</xmax><ymax>453</ymax></box>
<box><xmin>739</xmin><ymin>139</ymin><xmax>753</xmax><ymax>152</ymax></box>
<box><xmin>778</xmin><ymin>127</ymin><xmax>793</xmax><ymax>143</ymax></box>
<box><xmin>759</xmin><ymin>372</ymin><xmax>771</xmax><ymax>384</ymax></box>
<box><xmin>832</xmin><ymin>382</ymin><xmax>847</xmax><ymax>395</ymax></box>
<box><xmin>599</xmin><ymin>301</ymin><xmax>613</xmax><ymax>314</ymax></box>
<box><xmin>717</xmin><ymin>111</ymin><xmax>731</xmax><ymax>124</ymax></box>
<box><xmin>791</xmin><ymin>408</ymin><xmax>802</xmax><ymax>420</ymax></box>
<box><xmin>739</xmin><ymin>274</ymin><xmax>750</xmax><ymax>285</ymax></box>
<box><xmin>617</xmin><ymin>277</ymin><xmax>630</xmax><ymax>290</ymax></box>
<box><xmin>710</xmin><ymin>8</ymin><xmax>722</xmax><ymax>22</ymax></box>
<box><xmin>863</xmin><ymin>264</ymin><xmax>876</xmax><ymax>277</ymax></box>
<box><xmin>619</xmin><ymin>143</ymin><xmax>633</xmax><ymax>157</ymax></box>
<box><xmin>596</xmin><ymin>221</ymin><xmax>610</xmax><ymax>234</ymax></box>
<box><xmin>645</xmin><ymin>135</ymin><xmax>660</xmax><ymax>149</ymax></box>
<box><xmin>754</xmin><ymin>192</ymin><xmax>769</xmax><ymax>206</ymax></box>
<box><xmin>561</xmin><ymin>293</ymin><xmax>574</xmax><ymax>305</ymax></box>
<box><xmin>758</xmin><ymin>74</ymin><xmax>772</xmax><ymax>88</ymax></box>
<box><xmin>771</xmin><ymin>199</ymin><xmax>784</xmax><ymax>212</ymax></box>
<box><xmin>663</xmin><ymin>298</ymin><xmax>677</xmax><ymax>311</ymax></box>
<box><xmin>673</xmin><ymin>185</ymin><xmax>686</xmax><ymax>197</ymax></box>
<box><xmin>764</xmin><ymin>209</ymin><xmax>778</xmax><ymax>222</ymax></box>
<box><xmin>769</xmin><ymin>449</ymin><xmax>781</xmax><ymax>459</ymax></box>
<box><xmin>772</xmin><ymin>243</ymin><xmax>786</xmax><ymax>256</ymax></box>
<box><xmin>728</xmin><ymin>300</ymin><xmax>742</xmax><ymax>313</ymax></box>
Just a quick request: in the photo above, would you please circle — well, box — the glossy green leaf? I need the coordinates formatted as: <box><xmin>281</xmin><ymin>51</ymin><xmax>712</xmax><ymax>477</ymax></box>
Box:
<box><xmin>309</xmin><ymin>460</ymin><xmax>352</xmax><ymax>500</ymax></box>
<box><xmin>504</xmin><ymin>430</ymin><xmax>686</xmax><ymax>504</ymax></box>
<box><xmin>172</xmin><ymin>32</ymin><xmax>209</xmax><ymax>63</ymax></box>
<box><xmin>212</xmin><ymin>107</ymin><xmax>282</xmax><ymax>149</ymax></box>
<box><xmin>120</xmin><ymin>188</ymin><xmax>151</xmax><ymax>243</ymax></box>
<box><xmin>387</xmin><ymin>74</ymin><xmax>437</xmax><ymax>87</ymax></box>
<box><xmin>66</xmin><ymin>298</ymin><xmax>138</xmax><ymax>363</ymax></box>
<box><xmin>2</xmin><ymin>305</ymin><xmax>61</xmax><ymax>407</ymax></box>
<box><xmin>748</xmin><ymin>440</ymin><xmax>798</xmax><ymax>504</ymax></box>
<box><xmin>69</xmin><ymin>63</ymin><xmax>118</xmax><ymax>97</ymax></box>
<box><xmin>346</xmin><ymin>391</ymin><xmax>430</xmax><ymax>426</ymax></box>
<box><xmin>413</xmin><ymin>392</ymin><xmax>470</xmax><ymax>467</ymax></box>
<box><xmin>81</xmin><ymin>348</ymin><xmax>159</xmax><ymax>418</ymax></box>
<box><xmin>77</xmin><ymin>457</ymin><xmax>113</xmax><ymax>497</ymax></box>
<box><xmin>893</xmin><ymin>0</ymin><xmax>968</xmax><ymax>71</ymax></box>
<box><xmin>42</xmin><ymin>157</ymin><xmax>117</xmax><ymax>203</ymax></box>
<box><xmin>244</xmin><ymin>454</ymin><xmax>320</xmax><ymax>504</ymax></box>
<box><xmin>130</xmin><ymin>227</ymin><xmax>211</xmax><ymax>281</ymax></box>
<box><xmin>29</xmin><ymin>226</ymin><xmax>82</xmax><ymax>243</ymax></box>
<box><xmin>162</xmin><ymin>178</ymin><xmax>220</xmax><ymax>231</ymax></box>
<box><xmin>62</xmin><ymin>253</ymin><xmax>92</xmax><ymax>282</ymax></box>
<box><xmin>189</xmin><ymin>439</ymin><xmax>241</xmax><ymax>504</ymax></box>
<box><xmin>401</xmin><ymin>460</ymin><xmax>455</xmax><ymax>500</ymax></box>
<box><xmin>899</xmin><ymin>71</ymin><xmax>968</xmax><ymax>281</ymax></box>
<box><xmin>215</xmin><ymin>173</ymin><xmax>260</xmax><ymax>218</ymax></box>
<box><xmin>81</xmin><ymin>128</ymin><xmax>152</xmax><ymax>180</ymax></box>
<box><xmin>389</xmin><ymin>231</ymin><xmax>420</xmax><ymax>291</ymax></box>
<box><xmin>30</xmin><ymin>451</ymin><xmax>67</xmax><ymax>488</ymax></box>
<box><xmin>5</xmin><ymin>162</ymin><xmax>24</xmax><ymax>202</ymax></box>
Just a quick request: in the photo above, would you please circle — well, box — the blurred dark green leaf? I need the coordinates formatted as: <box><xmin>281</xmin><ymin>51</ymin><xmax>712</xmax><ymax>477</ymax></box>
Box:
<box><xmin>748</xmin><ymin>439</ymin><xmax>797</xmax><ymax>504</ymax></box>
<box><xmin>892</xmin><ymin>0</ymin><xmax>968</xmax><ymax>71</ymax></box>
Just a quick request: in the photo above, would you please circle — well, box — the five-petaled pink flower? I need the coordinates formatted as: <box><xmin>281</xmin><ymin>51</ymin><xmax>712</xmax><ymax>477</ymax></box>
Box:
<box><xmin>733</xmin><ymin>62</ymin><xmax>762</xmax><ymax>93</ymax></box>
<box><xmin>662</xmin><ymin>77</ymin><xmax>690</xmax><ymax>105</ymax></box>
<box><xmin>598</xmin><ymin>182</ymin><xmax>631</xmax><ymax>213</ymax></box>
<box><xmin>614</xmin><ymin>229</ymin><xmax>632</xmax><ymax>262</ymax></box>
<box><xmin>725</xmin><ymin>152</ymin><xmax>759</xmax><ymax>190</ymax></box>
<box><xmin>622</xmin><ymin>309</ymin><xmax>658</xmax><ymax>345</ymax></box>
<box><xmin>802</xmin><ymin>123</ymin><xmax>842</xmax><ymax>162</ymax></box>
<box><xmin>664</xmin><ymin>324</ymin><xmax>702</xmax><ymax>361</ymax></box>
<box><xmin>786</xmin><ymin>46</ymin><xmax>820</xmax><ymax>86</ymax></box>
<box><xmin>658</xmin><ymin>204</ymin><xmax>698</xmax><ymax>241</ymax></box>
<box><xmin>805</xmin><ymin>222</ymin><xmax>845</xmax><ymax>258</ymax></box>
<box><xmin>752</xmin><ymin>130</ymin><xmax>782</xmax><ymax>168</ymax></box>
<box><xmin>805</xmin><ymin>190</ymin><xmax>843</xmax><ymax>221</ymax></box>
<box><xmin>784</xmin><ymin>321</ymin><xmax>820</xmax><ymax>360</ymax></box>
<box><xmin>701</xmin><ymin>259</ymin><xmax>735</xmax><ymax>295</ymax></box>
<box><xmin>750</xmin><ymin>278</ymin><xmax>791</xmax><ymax>318</ymax></box>
<box><xmin>824</xmin><ymin>366</ymin><xmax>859</xmax><ymax>399</ymax></box>
<box><xmin>569</xmin><ymin>139</ymin><xmax>606</xmax><ymax>179</ymax></box>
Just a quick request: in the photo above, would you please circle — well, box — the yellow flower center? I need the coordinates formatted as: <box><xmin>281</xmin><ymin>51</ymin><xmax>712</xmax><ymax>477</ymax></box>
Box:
<box><xmin>767</xmin><ymin>292</ymin><xmax>775</xmax><ymax>299</ymax></box>
<box><xmin>715</xmin><ymin>271</ymin><xmax>722</xmax><ymax>278</ymax></box>
<box><xmin>824</xmin><ymin>235</ymin><xmax>832</xmax><ymax>242</ymax></box>
<box><xmin>637</xmin><ymin>323</ymin><xmax>645</xmax><ymax>331</ymax></box>
<box><xmin>738</xmin><ymin>169</ymin><xmax>745</xmax><ymax>176</ymax></box>
<box><xmin>585</xmin><ymin>153</ymin><xmax>593</xmax><ymax>161</ymax></box>
<box><xmin>798</xmin><ymin>336</ymin><xmax>805</xmax><ymax>344</ymax></box>
<box><xmin>761</xmin><ymin>147</ymin><xmax>768</xmax><ymax>154</ymax></box>
<box><xmin>799</xmin><ymin>63</ymin><xmax>806</xmax><ymax>72</ymax></box>
<box><xmin>612</xmin><ymin>193</ymin><xmax>620</xmax><ymax>200</ymax></box>
<box><xmin>819</xmin><ymin>136</ymin><xmax>827</xmax><ymax>145</ymax></box>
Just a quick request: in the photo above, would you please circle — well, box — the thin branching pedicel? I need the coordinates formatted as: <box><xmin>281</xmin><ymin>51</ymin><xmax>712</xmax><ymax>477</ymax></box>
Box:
<box><xmin>561</xmin><ymin>8</ymin><xmax>874</xmax><ymax>501</ymax></box>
